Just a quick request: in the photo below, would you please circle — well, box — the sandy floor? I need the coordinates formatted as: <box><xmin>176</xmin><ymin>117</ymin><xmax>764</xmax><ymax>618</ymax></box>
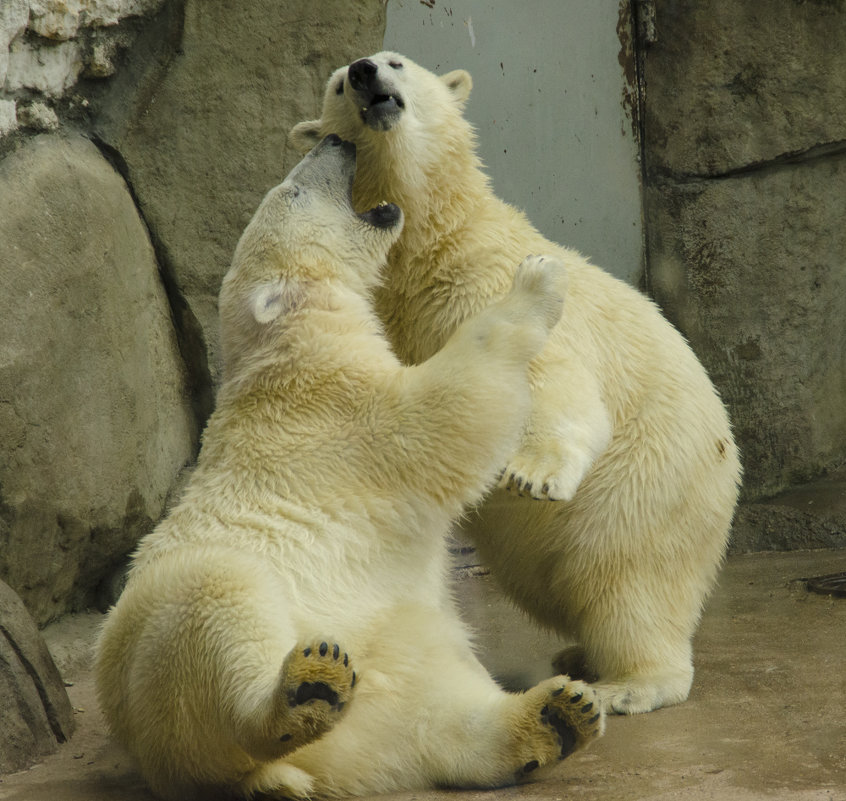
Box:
<box><xmin>1</xmin><ymin>549</ymin><xmax>845</xmax><ymax>801</ymax></box>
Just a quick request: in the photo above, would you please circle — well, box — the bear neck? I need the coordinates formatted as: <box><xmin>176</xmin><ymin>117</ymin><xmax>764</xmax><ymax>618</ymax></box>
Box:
<box><xmin>353</xmin><ymin>125</ymin><xmax>490</xmax><ymax>261</ymax></box>
<box><xmin>354</xmin><ymin>126</ymin><xmax>514</xmax><ymax>364</ymax></box>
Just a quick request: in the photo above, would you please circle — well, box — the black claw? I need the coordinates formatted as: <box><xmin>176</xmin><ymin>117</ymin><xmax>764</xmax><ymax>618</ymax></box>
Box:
<box><xmin>332</xmin><ymin>643</ymin><xmax>340</xmax><ymax>660</ymax></box>
<box><xmin>569</xmin><ymin>692</ymin><xmax>583</xmax><ymax>704</ymax></box>
<box><xmin>581</xmin><ymin>701</ymin><xmax>594</xmax><ymax>713</ymax></box>
<box><xmin>542</xmin><ymin>483</ymin><xmax>550</xmax><ymax>495</ymax></box>
<box><xmin>351</xmin><ymin>671</ymin><xmax>357</xmax><ymax>687</ymax></box>
<box><xmin>343</xmin><ymin>652</ymin><xmax>349</xmax><ymax>667</ymax></box>
<box><xmin>588</xmin><ymin>712</ymin><xmax>601</xmax><ymax>724</ymax></box>
<box><xmin>523</xmin><ymin>482</ymin><xmax>533</xmax><ymax>495</ymax></box>
<box><xmin>541</xmin><ymin>705</ymin><xmax>549</xmax><ymax>716</ymax></box>
<box><xmin>319</xmin><ymin>642</ymin><xmax>328</xmax><ymax>657</ymax></box>
<box><xmin>303</xmin><ymin>646</ymin><xmax>312</xmax><ymax>657</ymax></box>
<box><xmin>551</xmin><ymin>686</ymin><xmax>564</xmax><ymax>697</ymax></box>
<box><xmin>280</xmin><ymin>733</ymin><xmax>292</xmax><ymax>742</ymax></box>
<box><xmin>522</xmin><ymin>759</ymin><xmax>539</xmax><ymax>774</ymax></box>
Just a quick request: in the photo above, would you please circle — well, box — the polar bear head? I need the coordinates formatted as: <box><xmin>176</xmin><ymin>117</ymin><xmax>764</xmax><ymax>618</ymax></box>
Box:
<box><xmin>291</xmin><ymin>51</ymin><xmax>471</xmax><ymax>143</ymax></box>
<box><xmin>290</xmin><ymin>52</ymin><xmax>476</xmax><ymax>201</ymax></box>
<box><xmin>219</xmin><ymin>134</ymin><xmax>402</xmax><ymax>380</ymax></box>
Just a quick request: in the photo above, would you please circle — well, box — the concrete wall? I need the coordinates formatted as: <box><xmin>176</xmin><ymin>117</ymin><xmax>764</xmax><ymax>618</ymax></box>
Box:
<box><xmin>384</xmin><ymin>0</ymin><xmax>644</xmax><ymax>285</ymax></box>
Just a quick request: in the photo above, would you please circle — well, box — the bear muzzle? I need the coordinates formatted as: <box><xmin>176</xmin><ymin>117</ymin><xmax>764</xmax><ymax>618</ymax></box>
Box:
<box><xmin>348</xmin><ymin>58</ymin><xmax>405</xmax><ymax>131</ymax></box>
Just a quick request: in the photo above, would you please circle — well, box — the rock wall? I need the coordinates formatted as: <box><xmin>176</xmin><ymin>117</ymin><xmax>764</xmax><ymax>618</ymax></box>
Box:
<box><xmin>641</xmin><ymin>0</ymin><xmax>846</xmax><ymax>503</ymax></box>
<box><xmin>0</xmin><ymin>0</ymin><xmax>387</xmax><ymax>626</ymax></box>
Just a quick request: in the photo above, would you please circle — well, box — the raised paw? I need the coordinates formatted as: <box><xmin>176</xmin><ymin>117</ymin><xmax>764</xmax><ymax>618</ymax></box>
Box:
<box><xmin>277</xmin><ymin>639</ymin><xmax>356</xmax><ymax>750</ymax></box>
<box><xmin>510</xmin><ymin>676</ymin><xmax>604</xmax><ymax>782</ymax></box>
<box><xmin>497</xmin><ymin>444</ymin><xmax>583</xmax><ymax>502</ymax></box>
<box><xmin>498</xmin><ymin>406</ymin><xmax>611</xmax><ymax>502</ymax></box>
<box><xmin>509</xmin><ymin>254</ymin><xmax>568</xmax><ymax>332</ymax></box>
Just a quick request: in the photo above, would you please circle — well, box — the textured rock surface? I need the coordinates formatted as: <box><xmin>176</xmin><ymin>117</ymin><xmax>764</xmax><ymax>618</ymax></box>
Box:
<box><xmin>0</xmin><ymin>133</ymin><xmax>196</xmax><ymax>625</ymax></box>
<box><xmin>648</xmin><ymin>153</ymin><xmax>846</xmax><ymax>498</ymax></box>
<box><xmin>643</xmin><ymin>0</ymin><xmax>846</xmax><ymax>178</ymax></box>
<box><xmin>94</xmin><ymin>0</ymin><xmax>389</xmax><ymax>381</ymax></box>
<box><xmin>0</xmin><ymin>4</ymin><xmax>387</xmax><ymax>774</ymax></box>
<box><xmin>0</xmin><ymin>579</ymin><xmax>75</xmax><ymax>774</ymax></box>
<box><xmin>643</xmin><ymin>0</ymin><xmax>846</xmax><ymax>502</ymax></box>
<box><xmin>731</xmin><ymin>468</ymin><xmax>846</xmax><ymax>553</ymax></box>
<box><xmin>1</xmin><ymin>0</ymin><xmax>168</xmax><ymax>136</ymax></box>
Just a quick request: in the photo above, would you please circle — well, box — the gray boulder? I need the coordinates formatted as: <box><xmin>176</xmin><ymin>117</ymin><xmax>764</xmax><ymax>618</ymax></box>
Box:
<box><xmin>0</xmin><ymin>579</ymin><xmax>75</xmax><ymax>774</ymax></box>
<box><xmin>0</xmin><ymin>133</ymin><xmax>197</xmax><ymax>625</ymax></box>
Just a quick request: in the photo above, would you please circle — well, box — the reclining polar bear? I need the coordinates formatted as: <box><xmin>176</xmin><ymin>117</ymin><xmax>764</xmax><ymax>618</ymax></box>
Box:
<box><xmin>95</xmin><ymin>135</ymin><xmax>602</xmax><ymax>800</ymax></box>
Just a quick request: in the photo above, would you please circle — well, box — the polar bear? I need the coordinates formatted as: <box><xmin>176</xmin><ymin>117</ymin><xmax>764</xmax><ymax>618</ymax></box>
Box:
<box><xmin>94</xmin><ymin>135</ymin><xmax>603</xmax><ymax>801</ymax></box>
<box><xmin>290</xmin><ymin>53</ymin><xmax>742</xmax><ymax>715</ymax></box>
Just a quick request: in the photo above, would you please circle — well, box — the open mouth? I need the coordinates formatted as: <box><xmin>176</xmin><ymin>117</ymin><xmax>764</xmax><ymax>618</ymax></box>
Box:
<box><xmin>359</xmin><ymin>200</ymin><xmax>402</xmax><ymax>229</ymax></box>
<box><xmin>359</xmin><ymin>93</ymin><xmax>405</xmax><ymax>131</ymax></box>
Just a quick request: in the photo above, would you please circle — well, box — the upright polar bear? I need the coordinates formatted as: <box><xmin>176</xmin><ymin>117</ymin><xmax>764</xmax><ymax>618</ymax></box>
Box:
<box><xmin>95</xmin><ymin>135</ymin><xmax>603</xmax><ymax>800</ymax></box>
<box><xmin>291</xmin><ymin>52</ymin><xmax>742</xmax><ymax>715</ymax></box>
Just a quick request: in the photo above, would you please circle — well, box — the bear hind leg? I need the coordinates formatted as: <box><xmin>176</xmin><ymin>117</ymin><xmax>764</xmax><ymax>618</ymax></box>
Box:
<box><xmin>434</xmin><ymin>675</ymin><xmax>604</xmax><ymax>790</ymax></box>
<box><xmin>505</xmin><ymin>676</ymin><xmax>604</xmax><ymax>783</ymax></box>
<box><xmin>275</xmin><ymin>639</ymin><xmax>356</xmax><ymax>751</ymax></box>
<box><xmin>233</xmin><ymin>640</ymin><xmax>355</xmax><ymax>799</ymax></box>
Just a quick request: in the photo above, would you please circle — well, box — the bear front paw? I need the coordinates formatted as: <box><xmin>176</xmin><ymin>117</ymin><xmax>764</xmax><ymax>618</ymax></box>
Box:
<box><xmin>277</xmin><ymin>639</ymin><xmax>356</xmax><ymax>749</ymax></box>
<box><xmin>498</xmin><ymin>448</ymin><xmax>584</xmax><ymax>502</ymax></box>
<box><xmin>509</xmin><ymin>254</ymin><xmax>568</xmax><ymax>332</ymax></box>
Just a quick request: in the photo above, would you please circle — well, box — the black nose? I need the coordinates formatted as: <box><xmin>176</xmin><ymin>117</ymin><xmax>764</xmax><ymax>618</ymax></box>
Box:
<box><xmin>348</xmin><ymin>58</ymin><xmax>378</xmax><ymax>91</ymax></box>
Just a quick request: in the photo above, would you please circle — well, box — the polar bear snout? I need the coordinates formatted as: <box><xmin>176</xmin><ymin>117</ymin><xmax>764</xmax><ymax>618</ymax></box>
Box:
<box><xmin>348</xmin><ymin>57</ymin><xmax>405</xmax><ymax>131</ymax></box>
<box><xmin>322</xmin><ymin>132</ymin><xmax>355</xmax><ymax>157</ymax></box>
<box><xmin>348</xmin><ymin>58</ymin><xmax>378</xmax><ymax>91</ymax></box>
<box><xmin>291</xmin><ymin>133</ymin><xmax>356</xmax><ymax>188</ymax></box>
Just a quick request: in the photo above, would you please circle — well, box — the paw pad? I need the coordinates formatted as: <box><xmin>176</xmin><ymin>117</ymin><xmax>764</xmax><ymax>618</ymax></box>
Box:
<box><xmin>276</xmin><ymin>638</ymin><xmax>356</xmax><ymax>751</ymax></box>
<box><xmin>287</xmin><ymin>640</ymin><xmax>354</xmax><ymax>711</ymax></box>
<box><xmin>540</xmin><ymin>680</ymin><xmax>604</xmax><ymax>759</ymax></box>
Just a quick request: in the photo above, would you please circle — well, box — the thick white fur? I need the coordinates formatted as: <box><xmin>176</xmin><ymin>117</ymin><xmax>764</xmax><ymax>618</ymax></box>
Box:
<box><xmin>95</xmin><ymin>138</ymin><xmax>603</xmax><ymax>800</ymax></box>
<box><xmin>290</xmin><ymin>52</ymin><xmax>743</xmax><ymax>715</ymax></box>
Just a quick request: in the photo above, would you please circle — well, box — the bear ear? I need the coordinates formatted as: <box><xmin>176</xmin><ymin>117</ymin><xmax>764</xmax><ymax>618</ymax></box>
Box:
<box><xmin>440</xmin><ymin>69</ymin><xmax>472</xmax><ymax>107</ymax></box>
<box><xmin>250</xmin><ymin>278</ymin><xmax>306</xmax><ymax>324</ymax></box>
<box><xmin>289</xmin><ymin>120</ymin><xmax>323</xmax><ymax>154</ymax></box>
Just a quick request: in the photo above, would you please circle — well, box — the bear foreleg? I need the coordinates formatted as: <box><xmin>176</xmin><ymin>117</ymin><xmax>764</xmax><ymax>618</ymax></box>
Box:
<box><xmin>499</xmin><ymin>355</ymin><xmax>612</xmax><ymax>502</ymax></box>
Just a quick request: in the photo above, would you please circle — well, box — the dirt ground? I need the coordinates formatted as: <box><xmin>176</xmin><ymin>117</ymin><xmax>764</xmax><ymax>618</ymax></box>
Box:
<box><xmin>1</xmin><ymin>549</ymin><xmax>845</xmax><ymax>801</ymax></box>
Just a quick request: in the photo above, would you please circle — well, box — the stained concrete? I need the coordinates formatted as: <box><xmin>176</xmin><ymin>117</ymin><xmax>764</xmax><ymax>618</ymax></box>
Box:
<box><xmin>1</xmin><ymin>549</ymin><xmax>844</xmax><ymax>801</ymax></box>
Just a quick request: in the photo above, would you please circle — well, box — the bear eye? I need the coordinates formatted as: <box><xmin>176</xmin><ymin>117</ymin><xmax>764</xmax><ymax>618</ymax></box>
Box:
<box><xmin>335</xmin><ymin>78</ymin><xmax>344</xmax><ymax>95</ymax></box>
<box><xmin>388</xmin><ymin>60</ymin><xmax>403</xmax><ymax>70</ymax></box>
